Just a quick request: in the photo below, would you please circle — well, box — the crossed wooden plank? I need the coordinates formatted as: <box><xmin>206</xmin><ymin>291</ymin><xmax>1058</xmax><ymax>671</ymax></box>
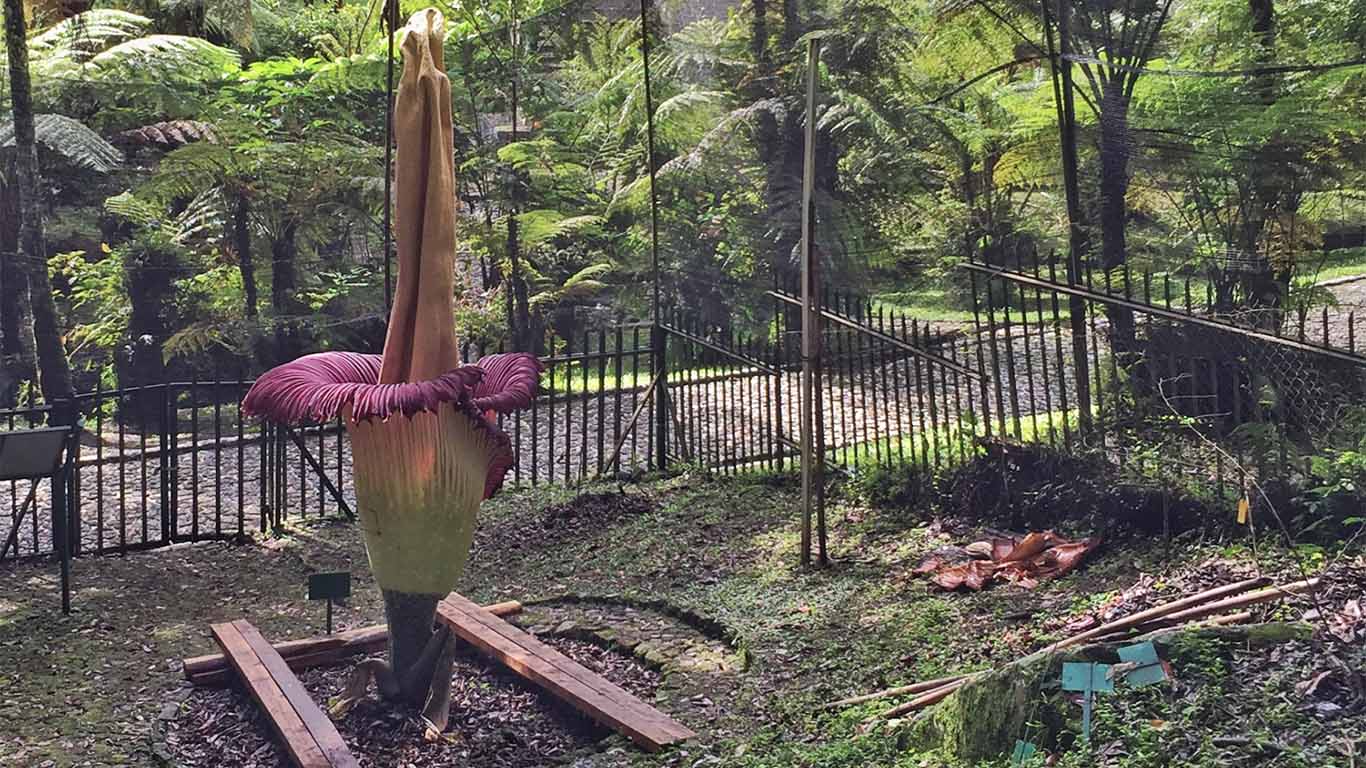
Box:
<box><xmin>208</xmin><ymin>593</ymin><xmax>694</xmax><ymax>767</ymax></box>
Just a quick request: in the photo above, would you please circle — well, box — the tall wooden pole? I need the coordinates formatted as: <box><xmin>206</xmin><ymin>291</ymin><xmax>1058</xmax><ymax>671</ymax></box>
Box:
<box><xmin>639</xmin><ymin>0</ymin><xmax>668</xmax><ymax>471</ymax></box>
<box><xmin>799</xmin><ymin>39</ymin><xmax>825</xmax><ymax>566</ymax></box>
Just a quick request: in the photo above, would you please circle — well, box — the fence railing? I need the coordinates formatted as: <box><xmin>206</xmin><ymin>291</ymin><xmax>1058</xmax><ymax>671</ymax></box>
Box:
<box><xmin>1</xmin><ymin>326</ymin><xmax>664</xmax><ymax>563</ymax></box>
<box><xmin>960</xmin><ymin>250</ymin><xmax>1366</xmax><ymax>509</ymax></box>
<box><xmin>7</xmin><ymin>266</ymin><xmax>1360</xmax><ymax>566</ymax></box>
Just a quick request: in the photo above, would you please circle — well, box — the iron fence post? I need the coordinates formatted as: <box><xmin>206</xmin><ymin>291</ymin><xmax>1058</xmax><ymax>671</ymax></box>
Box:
<box><xmin>652</xmin><ymin>322</ymin><xmax>669</xmax><ymax>472</ymax></box>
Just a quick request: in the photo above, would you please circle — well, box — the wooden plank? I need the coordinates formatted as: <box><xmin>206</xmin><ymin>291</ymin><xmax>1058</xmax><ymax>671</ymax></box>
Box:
<box><xmin>441</xmin><ymin>596</ymin><xmax>686</xmax><ymax>734</ymax></box>
<box><xmin>438</xmin><ymin>601</ymin><xmax>678</xmax><ymax>749</ymax></box>
<box><xmin>233</xmin><ymin>621</ymin><xmax>359</xmax><ymax>768</ymax></box>
<box><xmin>211</xmin><ymin>622</ymin><xmax>331</xmax><ymax>768</ymax></box>
<box><xmin>185</xmin><ymin>600</ymin><xmax>523</xmax><ymax>686</ymax></box>
<box><xmin>437</xmin><ymin>594</ymin><xmax>694</xmax><ymax>750</ymax></box>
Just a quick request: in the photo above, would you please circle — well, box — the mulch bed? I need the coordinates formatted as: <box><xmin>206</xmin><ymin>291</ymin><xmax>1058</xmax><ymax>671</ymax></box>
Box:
<box><xmin>539</xmin><ymin>492</ymin><xmax>654</xmax><ymax>532</ymax></box>
<box><xmin>165</xmin><ymin>636</ymin><xmax>660</xmax><ymax>767</ymax></box>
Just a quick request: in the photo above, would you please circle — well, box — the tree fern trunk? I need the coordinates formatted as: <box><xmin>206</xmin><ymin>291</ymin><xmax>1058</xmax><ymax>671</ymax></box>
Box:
<box><xmin>5</xmin><ymin>0</ymin><xmax>75</xmax><ymax>419</ymax></box>
<box><xmin>269</xmin><ymin>221</ymin><xmax>303</xmax><ymax>364</ymax></box>
<box><xmin>0</xmin><ymin>168</ymin><xmax>38</xmax><ymax>406</ymax></box>
<box><xmin>233</xmin><ymin>191</ymin><xmax>258</xmax><ymax>320</ymax></box>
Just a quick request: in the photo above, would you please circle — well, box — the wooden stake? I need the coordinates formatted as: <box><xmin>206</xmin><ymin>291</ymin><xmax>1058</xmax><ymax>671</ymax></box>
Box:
<box><xmin>799</xmin><ymin>37</ymin><xmax>824</xmax><ymax>566</ymax></box>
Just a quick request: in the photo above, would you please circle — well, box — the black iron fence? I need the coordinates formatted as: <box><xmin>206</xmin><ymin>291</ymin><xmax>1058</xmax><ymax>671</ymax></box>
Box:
<box><xmin>1</xmin><ymin>326</ymin><xmax>667</xmax><ymax>563</ymax></box>
<box><xmin>6</xmin><ymin>272</ymin><xmax>1361</xmax><ymax>567</ymax></box>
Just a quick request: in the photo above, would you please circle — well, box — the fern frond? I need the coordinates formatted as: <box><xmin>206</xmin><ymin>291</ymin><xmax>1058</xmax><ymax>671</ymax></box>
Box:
<box><xmin>89</xmin><ymin>35</ymin><xmax>241</xmax><ymax>83</ymax></box>
<box><xmin>104</xmin><ymin>192</ymin><xmax>166</xmax><ymax>231</ymax></box>
<box><xmin>0</xmin><ymin>114</ymin><xmax>122</xmax><ymax>173</ymax></box>
<box><xmin>29</xmin><ymin>10</ymin><xmax>152</xmax><ymax>64</ymax></box>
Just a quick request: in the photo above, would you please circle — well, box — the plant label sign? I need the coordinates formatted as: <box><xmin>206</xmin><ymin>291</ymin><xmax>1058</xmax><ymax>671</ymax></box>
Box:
<box><xmin>1061</xmin><ymin>661</ymin><xmax>1114</xmax><ymax>742</ymax></box>
<box><xmin>308</xmin><ymin>571</ymin><xmax>351</xmax><ymax>602</ymax></box>
<box><xmin>308</xmin><ymin>571</ymin><xmax>351</xmax><ymax>635</ymax></box>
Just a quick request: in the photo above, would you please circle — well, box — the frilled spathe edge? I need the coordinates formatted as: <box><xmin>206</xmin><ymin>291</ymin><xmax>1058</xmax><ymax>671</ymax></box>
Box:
<box><xmin>241</xmin><ymin>350</ymin><xmax>542</xmax><ymax>499</ymax></box>
<box><xmin>241</xmin><ymin>351</ymin><xmax>483</xmax><ymax>424</ymax></box>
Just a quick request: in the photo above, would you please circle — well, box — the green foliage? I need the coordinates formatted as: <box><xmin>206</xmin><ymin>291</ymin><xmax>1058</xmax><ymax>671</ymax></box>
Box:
<box><xmin>0</xmin><ymin>114</ymin><xmax>122</xmax><ymax>172</ymax></box>
<box><xmin>850</xmin><ymin>461</ymin><xmax>928</xmax><ymax>520</ymax></box>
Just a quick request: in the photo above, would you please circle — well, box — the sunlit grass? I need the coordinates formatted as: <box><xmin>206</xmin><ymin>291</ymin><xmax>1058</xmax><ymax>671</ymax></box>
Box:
<box><xmin>539</xmin><ymin>363</ymin><xmax>765</xmax><ymax>394</ymax></box>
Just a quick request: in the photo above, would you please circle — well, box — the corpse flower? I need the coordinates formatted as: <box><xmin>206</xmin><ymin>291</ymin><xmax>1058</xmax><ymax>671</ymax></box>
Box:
<box><xmin>241</xmin><ymin>8</ymin><xmax>539</xmax><ymax>735</ymax></box>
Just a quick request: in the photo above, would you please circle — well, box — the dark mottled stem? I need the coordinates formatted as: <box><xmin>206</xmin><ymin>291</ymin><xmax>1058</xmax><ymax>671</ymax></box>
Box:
<box><xmin>383</xmin><ymin>588</ymin><xmax>441</xmax><ymax>704</ymax></box>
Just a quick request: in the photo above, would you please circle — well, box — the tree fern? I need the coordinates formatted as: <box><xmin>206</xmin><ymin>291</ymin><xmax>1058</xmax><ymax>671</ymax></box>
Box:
<box><xmin>0</xmin><ymin>114</ymin><xmax>122</xmax><ymax>172</ymax></box>
<box><xmin>88</xmin><ymin>34</ymin><xmax>241</xmax><ymax>83</ymax></box>
<box><xmin>28</xmin><ymin>10</ymin><xmax>152</xmax><ymax>63</ymax></box>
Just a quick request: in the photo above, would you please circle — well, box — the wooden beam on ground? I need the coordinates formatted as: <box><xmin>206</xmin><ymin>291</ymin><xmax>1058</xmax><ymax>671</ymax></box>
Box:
<box><xmin>187</xmin><ymin>599</ymin><xmax>521</xmax><ymax>686</ymax></box>
<box><xmin>211</xmin><ymin>620</ymin><xmax>359</xmax><ymax>768</ymax></box>
<box><xmin>436</xmin><ymin>592</ymin><xmax>695</xmax><ymax>751</ymax></box>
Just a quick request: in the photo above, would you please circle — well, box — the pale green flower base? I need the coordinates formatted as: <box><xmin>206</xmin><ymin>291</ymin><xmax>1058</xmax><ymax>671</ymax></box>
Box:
<box><xmin>349</xmin><ymin>403</ymin><xmax>493</xmax><ymax>596</ymax></box>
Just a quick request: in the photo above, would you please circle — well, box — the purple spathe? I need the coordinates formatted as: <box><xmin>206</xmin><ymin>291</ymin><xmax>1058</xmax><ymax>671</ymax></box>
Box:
<box><xmin>242</xmin><ymin>350</ymin><xmax>541</xmax><ymax>499</ymax></box>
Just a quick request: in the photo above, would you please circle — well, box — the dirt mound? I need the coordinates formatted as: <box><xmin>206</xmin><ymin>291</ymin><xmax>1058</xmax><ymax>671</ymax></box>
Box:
<box><xmin>939</xmin><ymin>441</ymin><xmax>1206</xmax><ymax>536</ymax></box>
<box><xmin>539</xmin><ymin>491</ymin><xmax>654</xmax><ymax>532</ymax></box>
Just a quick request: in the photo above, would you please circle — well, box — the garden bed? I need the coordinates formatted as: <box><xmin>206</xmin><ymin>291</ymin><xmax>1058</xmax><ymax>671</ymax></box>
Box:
<box><xmin>165</xmin><ymin>637</ymin><xmax>659</xmax><ymax>767</ymax></box>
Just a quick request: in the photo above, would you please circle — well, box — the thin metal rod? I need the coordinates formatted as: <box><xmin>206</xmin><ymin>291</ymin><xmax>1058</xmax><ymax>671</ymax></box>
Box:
<box><xmin>963</xmin><ymin>263</ymin><xmax>1366</xmax><ymax>366</ymax></box>
<box><xmin>382</xmin><ymin>0</ymin><xmax>397</xmax><ymax>311</ymax></box>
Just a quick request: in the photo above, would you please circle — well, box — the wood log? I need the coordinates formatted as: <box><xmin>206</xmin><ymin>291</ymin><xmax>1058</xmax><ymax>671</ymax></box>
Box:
<box><xmin>185</xmin><ymin>599</ymin><xmax>522</xmax><ymax>686</ymax></box>
<box><xmin>822</xmin><ymin>674</ymin><xmax>970</xmax><ymax>710</ymax></box>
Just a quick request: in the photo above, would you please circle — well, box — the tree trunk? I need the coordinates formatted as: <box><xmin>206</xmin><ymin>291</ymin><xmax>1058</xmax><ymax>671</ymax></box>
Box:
<box><xmin>1097</xmin><ymin>78</ymin><xmax>1137</xmax><ymax>361</ymax></box>
<box><xmin>1237</xmin><ymin>0</ymin><xmax>1288</xmax><ymax>329</ymax></box>
<box><xmin>750</xmin><ymin>0</ymin><xmax>767</xmax><ymax>65</ymax></box>
<box><xmin>0</xmin><ymin>169</ymin><xmax>37</xmax><ymax>405</ymax></box>
<box><xmin>506</xmin><ymin>63</ymin><xmax>533</xmax><ymax>353</ymax></box>
<box><xmin>1097</xmin><ymin>79</ymin><xmax>1130</xmax><ymax>272</ymax></box>
<box><xmin>779</xmin><ymin>0</ymin><xmax>799</xmax><ymax>51</ymax></box>
<box><xmin>269</xmin><ymin>221</ymin><xmax>304</xmax><ymax>364</ymax></box>
<box><xmin>5</xmin><ymin>0</ymin><xmax>75</xmax><ymax>420</ymax></box>
<box><xmin>119</xmin><ymin>239</ymin><xmax>180</xmax><ymax>422</ymax></box>
<box><xmin>232</xmin><ymin>191</ymin><xmax>258</xmax><ymax>320</ymax></box>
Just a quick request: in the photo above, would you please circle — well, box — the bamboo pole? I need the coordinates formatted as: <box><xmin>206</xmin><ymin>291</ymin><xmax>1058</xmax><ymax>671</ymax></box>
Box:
<box><xmin>822</xmin><ymin>673</ymin><xmax>970</xmax><ymax>710</ymax></box>
<box><xmin>1047</xmin><ymin>576</ymin><xmax>1270</xmax><ymax>651</ymax></box>
<box><xmin>1153</xmin><ymin>579</ymin><xmax>1319</xmax><ymax>626</ymax></box>
<box><xmin>870</xmin><ymin>676</ymin><xmax>973</xmax><ymax>721</ymax></box>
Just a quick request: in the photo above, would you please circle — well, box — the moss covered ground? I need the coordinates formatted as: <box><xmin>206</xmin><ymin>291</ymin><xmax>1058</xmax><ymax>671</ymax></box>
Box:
<box><xmin>0</xmin><ymin>470</ymin><xmax>1360</xmax><ymax>766</ymax></box>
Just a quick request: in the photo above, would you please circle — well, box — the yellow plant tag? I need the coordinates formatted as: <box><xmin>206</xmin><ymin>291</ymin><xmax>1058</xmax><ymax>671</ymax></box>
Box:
<box><xmin>1236</xmin><ymin>498</ymin><xmax>1250</xmax><ymax>525</ymax></box>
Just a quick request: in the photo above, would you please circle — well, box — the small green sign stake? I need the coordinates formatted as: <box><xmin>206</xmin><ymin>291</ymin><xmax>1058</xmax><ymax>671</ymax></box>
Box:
<box><xmin>1061</xmin><ymin>661</ymin><xmax>1113</xmax><ymax>743</ymax></box>
<box><xmin>1010</xmin><ymin>739</ymin><xmax>1038</xmax><ymax>766</ymax></box>
<box><xmin>307</xmin><ymin>571</ymin><xmax>351</xmax><ymax>635</ymax></box>
<box><xmin>1118</xmin><ymin>641</ymin><xmax>1170</xmax><ymax>688</ymax></box>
